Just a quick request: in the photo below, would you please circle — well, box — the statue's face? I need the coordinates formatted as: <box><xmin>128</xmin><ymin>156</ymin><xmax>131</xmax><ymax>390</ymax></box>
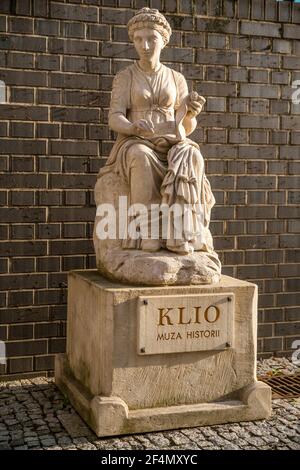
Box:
<box><xmin>133</xmin><ymin>28</ymin><xmax>165</xmax><ymax>61</ymax></box>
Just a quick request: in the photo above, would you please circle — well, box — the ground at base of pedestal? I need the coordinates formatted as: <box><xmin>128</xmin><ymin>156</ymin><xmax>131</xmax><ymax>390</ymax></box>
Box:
<box><xmin>55</xmin><ymin>354</ymin><xmax>272</xmax><ymax>438</ymax></box>
<box><xmin>0</xmin><ymin>358</ymin><xmax>299</xmax><ymax>450</ymax></box>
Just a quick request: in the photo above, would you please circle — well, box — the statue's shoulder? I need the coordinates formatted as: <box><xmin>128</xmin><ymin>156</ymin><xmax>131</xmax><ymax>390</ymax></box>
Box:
<box><xmin>163</xmin><ymin>65</ymin><xmax>186</xmax><ymax>84</ymax></box>
<box><xmin>114</xmin><ymin>64</ymin><xmax>134</xmax><ymax>82</ymax></box>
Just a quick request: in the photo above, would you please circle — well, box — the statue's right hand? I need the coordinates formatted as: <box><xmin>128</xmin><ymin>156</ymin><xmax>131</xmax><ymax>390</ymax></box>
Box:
<box><xmin>131</xmin><ymin>119</ymin><xmax>154</xmax><ymax>137</ymax></box>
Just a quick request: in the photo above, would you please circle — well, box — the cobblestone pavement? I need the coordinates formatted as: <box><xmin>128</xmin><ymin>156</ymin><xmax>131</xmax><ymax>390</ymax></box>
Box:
<box><xmin>257</xmin><ymin>356</ymin><xmax>300</xmax><ymax>376</ymax></box>
<box><xmin>0</xmin><ymin>360</ymin><xmax>299</xmax><ymax>450</ymax></box>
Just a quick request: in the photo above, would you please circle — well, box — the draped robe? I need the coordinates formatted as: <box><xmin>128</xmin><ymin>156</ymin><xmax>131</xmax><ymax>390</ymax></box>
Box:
<box><xmin>98</xmin><ymin>62</ymin><xmax>216</xmax><ymax>253</ymax></box>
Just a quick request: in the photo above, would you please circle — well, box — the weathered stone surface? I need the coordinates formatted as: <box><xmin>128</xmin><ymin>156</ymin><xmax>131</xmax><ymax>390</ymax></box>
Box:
<box><xmin>93</xmin><ymin>8</ymin><xmax>221</xmax><ymax>286</ymax></box>
<box><xmin>55</xmin><ymin>270</ymin><xmax>271</xmax><ymax>437</ymax></box>
<box><xmin>94</xmin><ymin>173</ymin><xmax>221</xmax><ymax>286</ymax></box>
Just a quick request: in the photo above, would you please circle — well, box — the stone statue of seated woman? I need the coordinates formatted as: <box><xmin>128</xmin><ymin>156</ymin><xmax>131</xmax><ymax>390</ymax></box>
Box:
<box><xmin>93</xmin><ymin>8</ymin><xmax>221</xmax><ymax>285</ymax></box>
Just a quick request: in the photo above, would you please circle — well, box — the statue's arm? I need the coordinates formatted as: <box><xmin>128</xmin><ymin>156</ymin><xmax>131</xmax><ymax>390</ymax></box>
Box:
<box><xmin>109</xmin><ymin>111</ymin><xmax>154</xmax><ymax>137</ymax></box>
<box><xmin>182</xmin><ymin>113</ymin><xmax>197</xmax><ymax>136</ymax></box>
<box><xmin>108</xmin><ymin>70</ymin><xmax>134</xmax><ymax>136</ymax></box>
<box><xmin>175</xmin><ymin>73</ymin><xmax>204</xmax><ymax>136</ymax></box>
<box><xmin>109</xmin><ymin>113</ymin><xmax>134</xmax><ymax>136</ymax></box>
<box><xmin>108</xmin><ymin>70</ymin><xmax>153</xmax><ymax>137</ymax></box>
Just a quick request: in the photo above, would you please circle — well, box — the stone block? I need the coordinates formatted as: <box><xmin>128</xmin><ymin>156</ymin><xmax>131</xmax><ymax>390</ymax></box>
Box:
<box><xmin>55</xmin><ymin>270</ymin><xmax>271</xmax><ymax>437</ymax></box>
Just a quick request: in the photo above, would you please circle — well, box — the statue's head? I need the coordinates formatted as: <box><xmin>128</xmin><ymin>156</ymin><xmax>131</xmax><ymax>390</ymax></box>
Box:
<box><xmin>127</xmin><ymin>8</ymin><xmax>172</xmax><ymax>61</ymax></box>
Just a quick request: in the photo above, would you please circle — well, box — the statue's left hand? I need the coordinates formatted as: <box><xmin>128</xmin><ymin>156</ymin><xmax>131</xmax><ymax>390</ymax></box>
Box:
<box><xmin>187</xmin><ymin>92</ymin><xmax>206</xmax><ymax>117</ymax></box>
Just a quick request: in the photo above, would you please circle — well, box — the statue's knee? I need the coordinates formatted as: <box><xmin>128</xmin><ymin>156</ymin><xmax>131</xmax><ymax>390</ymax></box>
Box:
<box><xmin>127</xmin><ymin>144</ymin><xmax>151</xmax><ymax>169</ymax></box>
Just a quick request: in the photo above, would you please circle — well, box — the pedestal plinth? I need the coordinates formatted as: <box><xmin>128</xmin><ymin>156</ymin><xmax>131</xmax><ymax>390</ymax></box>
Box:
<box><xmin>55</xmin><ymin>270</ymin><xmax>271</xmax><ymax>437</ymax></box>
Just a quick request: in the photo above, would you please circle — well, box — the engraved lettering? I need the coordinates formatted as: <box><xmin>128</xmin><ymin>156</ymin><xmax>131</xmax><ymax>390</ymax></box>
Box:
<box><xmin>156</xmin><ymin>331</ymin><xmax>182</xmax><ymax>341</ymax></box>
<box><xmin>185</xmin><ymin>329</ymin><xmax>220</xmax><ymax>339</ymax></box>
<box><xmin>194</xmin><ymin>306</ymin><xmax>202</xmax><ymax>324</ymax></box>
<box><xmin>158</xmin><ymin>308</ymin><xmax>174</xmax><ymax>326</ymax></box>
<box><xmin>178</xmin><ymin>307</ymin><xmax>191</xmax><ymax>325</ymax></box>
<box><xmin>204</xmin><ymin>305</ymin><xmax>220</xmax><ymax>323</ymax></box>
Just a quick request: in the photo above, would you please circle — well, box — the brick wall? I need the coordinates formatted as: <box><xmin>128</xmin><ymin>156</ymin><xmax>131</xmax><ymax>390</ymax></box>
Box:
<box><xmin>0</xmin><ymin>0</ymin><xmax>299</xmax><ymax>378</ymax></box>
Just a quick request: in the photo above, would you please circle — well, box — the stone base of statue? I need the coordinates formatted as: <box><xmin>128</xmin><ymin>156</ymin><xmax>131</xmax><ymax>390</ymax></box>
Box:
<box><xmin>55</xmin><ymin>270</ymin><xmax>271</xmax><ymax>437</ymax></box>
<box><xmin>93</xmin><ymin>171</ymin><xmax>222</xmax><ymax>286</ymax></box>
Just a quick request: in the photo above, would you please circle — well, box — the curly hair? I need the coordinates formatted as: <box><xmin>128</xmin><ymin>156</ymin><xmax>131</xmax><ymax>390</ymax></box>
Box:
<box><xmin>127</xmin><ymin>8</ymin><xmax>172</xmax><ymax>45</ymax></box>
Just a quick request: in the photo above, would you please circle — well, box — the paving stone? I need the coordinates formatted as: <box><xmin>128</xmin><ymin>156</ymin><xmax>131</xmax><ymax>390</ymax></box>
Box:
<box><xmin>108</xmin><ymin>439</ymin><xmax>134</xmax><ymax>450</ymax></box>
<box><xmin>35</xmin><ymin>427</ymin><xmax>51</xmax><ymax>434</ymax></box>
<box><xmin>201</xmin><ymin>427</ymin><xmax>215</xmax><ymax>436</ymax></box>
<box><xmin>149</xmin><ymin>432</ymin><xmax>171</xmax><ymax>447</ymax></box>
<box><xmin>134</xmin><ymin>435</ymin><xmax>155</xmax><ymax>449</ymax></box>
<box><xmin>40</xmin><ymin>439</ymin><xmax>56</xmax><ymax>447</ymax></box>
<box><xmin>0</xmin><ymin>359</ymin><xmax>299</xmax><ymax>450</ymax></box>
<box><xmin>4</xmin><ymin>419</ymin><xmax>18</xmax><ymax>426</ymax></box>
<box><xmin>57</xmin><ymin>436</ymin><xmax>72</xmax><ymax>445</ymax></box>
<box><xmin>168</xmin><ymin>431</ymin><xmax>192</xmax><ymax>446</ymax></box>
<box><xmin>247</xmin><ymin>425</ymin><xmax>263</xmax><ymax>436</ymax></box>
<box><xmin>75</xmin><ymin>442</ymin><xmax>97</xmax><ymax>450</ymax></box>
<box><xmin>223</xmin><ymin>442</ymin><xmax>241</xmax><ymax>450</ymax></box>
<box><xmin>24</xmin><ymin>431</ymin><xmax>37</xmax><ymax>437</ymax></box>
<box><xmin>262</xmin><ymin>434</ymin><xmax>279</xmax><ymax>445</ymax></box>
<box><xmin>32</xmin><ymin>419</ymin><xmax>45</xmax><ymax>426</ymax></box>
<box><xmin>44</xmin><ymin>445</ymin><xmax>62</xmax><ymax>450</ymax></box>
<box><xmin>27</xmin><ymin>440</ymin><xmax>40</xmax><ymax>448</ymax></box>
<box><xmin>123</xmin><ymin>437</ymin><xmax>144</xmax><ymax>450</ymax></box>
<box><xmin>40</xmin><ymin>434</ymin><xmax>55</xmax><ymax>441</ymax></box>
<box><xmin>0</xmin><ymin>443</ymin><xmax>11</xmax><ymax>450</ymax></box>
<box><xmin>93</xmin><ymin>439</ymin><xmax>117</xmax><ymax>450</ymax></box>
<box><xmin>49</xmin><ymin>425</ymin><xmax>62</xmax><ymax>433</ymax></box>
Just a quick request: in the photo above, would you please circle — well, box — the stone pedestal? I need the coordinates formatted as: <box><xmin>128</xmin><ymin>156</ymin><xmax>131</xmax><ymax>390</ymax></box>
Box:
<box><xmin>55</xmin><ymin>270</ymin><xmax>271</xmax><ymax>437</ymax></box>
